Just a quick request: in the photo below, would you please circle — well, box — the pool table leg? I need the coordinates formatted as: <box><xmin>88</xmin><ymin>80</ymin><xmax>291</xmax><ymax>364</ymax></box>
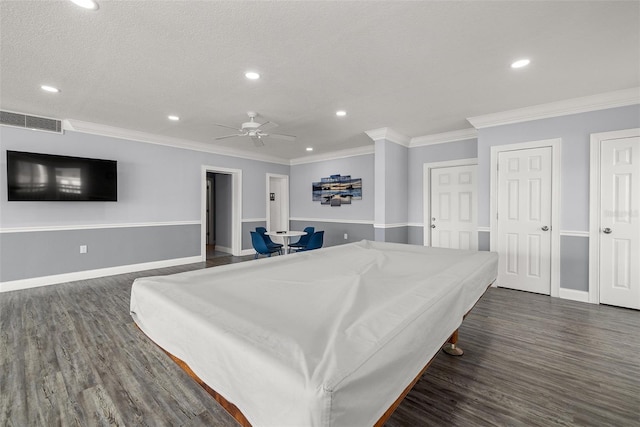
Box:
<box><xmin>442</xmin><ymin>329</ymin><xmax>464</xmax><ymax>356</ymax></box>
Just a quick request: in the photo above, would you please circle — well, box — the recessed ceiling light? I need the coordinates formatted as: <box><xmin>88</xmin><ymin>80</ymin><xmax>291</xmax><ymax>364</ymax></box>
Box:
<box><xmin>168</xmin><ymin>115</ymin><xmax>180</xmax><ymax>121</ymax></box>
<box><xmin>70</xmin><ymin>0</ymin><xmax>99</xmax><ymax>10</ymax></box>
<box><xmin>336</xmin><ymin>110</ymin><xmax>347</xmax><ymax>117</ymax></box>
<box><xmin>41</xmin><ymin>85</ymin><xmax>60</xmax><ymax>93</ymax></box>
<box><xmin>511</xmin><ymin>59</ymin><xmax>530</xmax><ymax>69</ymax></box>
<box><xmin>306</xmin><ymin>147</ymin><xmax>313</xmax><ymax>152</ymax></box>
<box><xmin>245</xmin><ymin>71</ymin><xmax>260</xmax><ymax>80</ymax></box>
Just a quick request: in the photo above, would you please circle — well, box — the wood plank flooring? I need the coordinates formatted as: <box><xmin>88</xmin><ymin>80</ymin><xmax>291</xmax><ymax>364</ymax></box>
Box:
<box><xmin>1</xmin><ymin>256</ymin><xmax>639</xmax><ymax>426</ymax></box>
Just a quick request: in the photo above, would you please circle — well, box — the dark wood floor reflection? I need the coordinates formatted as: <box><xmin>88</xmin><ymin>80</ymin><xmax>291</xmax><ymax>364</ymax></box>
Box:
<box><xmin>1</xmin><ymin>258</ymin><xmax>638</xmax><ymax>426</ymax></box>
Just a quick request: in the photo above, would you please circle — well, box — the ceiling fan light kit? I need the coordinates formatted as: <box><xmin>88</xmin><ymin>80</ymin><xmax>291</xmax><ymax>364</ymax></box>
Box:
<box><xmin>214</xmin><ymin>112</ymin><xmax>297</xmax><ymax>147</ymax></box>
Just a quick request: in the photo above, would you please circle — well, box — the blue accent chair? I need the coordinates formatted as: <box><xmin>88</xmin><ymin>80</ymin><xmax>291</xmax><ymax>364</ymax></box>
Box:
<box><xmin>295</xmin><ymin>231</ymin><xmax>324</xmax><ymax>252</ymax></box>
<box><xmin>256</xmin><ymin>227</ymin><xmax>283</xmax><ymax>254</ymax></box>
<box><xmin>288</xmin><ymin>226</ymin><xmax>315</xmax><ymax>250</ymax></box>
<box><xmin>250</xmin><ymin>231</ymin><xmax>280</xmax><ymax>258</ymax></box>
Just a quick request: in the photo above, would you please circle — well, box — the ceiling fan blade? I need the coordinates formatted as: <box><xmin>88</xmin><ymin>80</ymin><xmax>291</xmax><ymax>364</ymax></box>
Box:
<box><xmin>215</xmin><ymin>134</ymin><xmax>244</xmax><ymax>140</ymax></box>
<box><xmin>256</xmin><ymin>120</ymin><xmax>272</xmax><ymax>130</ymax></box>
<box><xmin>251</xmin><ymin>136</ymin><xmax>265</xmax><ymax>147</ymax></box>
<box><xmin>214</xmin><ymin>123</ymin><xmax>241</xmax><ymax>131</ymax></box>
<box><xmin>268</xmin><ymin>133</ymin><xmax>297</xmax><ymax>141</ymax></box>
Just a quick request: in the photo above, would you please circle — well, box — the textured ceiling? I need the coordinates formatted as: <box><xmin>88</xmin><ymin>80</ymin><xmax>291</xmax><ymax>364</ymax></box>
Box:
<box><xmin>1</xmin><ymin>1</ymin><xmax>639</xmax><ymax>161</ymax></box>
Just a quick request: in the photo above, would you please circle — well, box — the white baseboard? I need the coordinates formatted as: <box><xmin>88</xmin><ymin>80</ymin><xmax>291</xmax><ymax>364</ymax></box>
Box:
<box><xmin>0</xmin><ymin>256</ymin><xmax>203</xmax><ymax>293</ymax></box>
<box><xmin>558</xmin><ymin>287</ymin><xmax>590</xmax><ymax>303</ymax></box>
<box><xmin>215</xmin><ymin>245</ymin><xmax>232</xmax><ymax>254</ymax></box>
<box><xmin>240</xmin><ymin>249</ymin><xmax>256</xmax><ymax>256</ymax></box>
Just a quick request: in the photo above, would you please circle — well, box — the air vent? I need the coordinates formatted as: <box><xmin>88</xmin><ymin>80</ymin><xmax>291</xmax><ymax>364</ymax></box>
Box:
<box><xmin>0</xmin><ymin>110</ymin><xmax>62</xmax><ymax>133</ymax></box>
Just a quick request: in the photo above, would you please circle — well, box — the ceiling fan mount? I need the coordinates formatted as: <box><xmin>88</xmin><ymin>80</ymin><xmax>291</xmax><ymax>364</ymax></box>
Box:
<box><xmin>214</xmin><ymin>112</ymin><xmax>296</xmax><ymax>146</ymax></box>
<box><xmin>241</xmin><ymin>111</ymin><xmax>261</xmax><ymax>131</ymax></box>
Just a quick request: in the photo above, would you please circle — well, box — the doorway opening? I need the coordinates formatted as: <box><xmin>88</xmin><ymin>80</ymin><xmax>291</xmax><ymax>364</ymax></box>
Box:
<box><xmin>206</xmin><ymin>172</ymin><xmax>233</xmax><ymax>260</ymax></box>
<box><xmin>266</xmin><ymin>174</ymin><xmax>290</xmax><ymax>246</ymax></box>
<box><xmin>201</xmin><ymin>165</ymin><xmax>242</xmax><ymax>260</ymax></box>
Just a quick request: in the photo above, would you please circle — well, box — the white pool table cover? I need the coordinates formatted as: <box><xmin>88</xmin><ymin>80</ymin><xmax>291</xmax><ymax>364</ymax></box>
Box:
<box><xmin>131</xmin><ymin>240</ymin><xmax>498</xmax><ymax>426</ymax></box>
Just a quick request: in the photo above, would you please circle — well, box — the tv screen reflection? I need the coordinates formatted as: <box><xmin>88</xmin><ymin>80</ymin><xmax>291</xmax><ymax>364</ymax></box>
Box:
<box><xmin>7</xmin><ymin>151</ymin><xmax>117</xmax><ymax>201</ymax></box>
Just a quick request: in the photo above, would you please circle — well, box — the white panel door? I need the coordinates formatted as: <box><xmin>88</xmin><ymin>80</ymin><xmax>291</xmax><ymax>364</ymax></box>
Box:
<box><xmin>430</xmin><ymin>165</ymin><xmax>477</xmax><ymax>250</ymax></box>
<box><xmin>599</xmin><ymin>136</ymin><xmax>640</xmax><ymax>309</ymax></box>
<box><xmin>497</xmin><ymin>147</ymin><xmax>552</xmax><ymax>294</ymax></box>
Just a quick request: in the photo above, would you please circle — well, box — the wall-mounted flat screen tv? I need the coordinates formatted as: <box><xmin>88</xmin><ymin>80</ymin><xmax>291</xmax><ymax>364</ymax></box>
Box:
<box><xmin>7</xmin><ymin>150</ymin><xmax>117</xmax><ymax>201</ymax></box>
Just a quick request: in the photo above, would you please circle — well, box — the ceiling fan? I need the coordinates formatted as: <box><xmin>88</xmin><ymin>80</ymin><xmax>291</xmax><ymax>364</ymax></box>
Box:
<box><xmin>214</xmin><ymin>112</ymin><xmax>296</xmax><ymax>146</ymax></box>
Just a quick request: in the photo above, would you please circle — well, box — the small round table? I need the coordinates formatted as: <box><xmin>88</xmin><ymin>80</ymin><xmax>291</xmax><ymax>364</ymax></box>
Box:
<box><xmin>265</xmin><ymin>230</ymin><xmax>307</xmax><ymax>255</ymax></box>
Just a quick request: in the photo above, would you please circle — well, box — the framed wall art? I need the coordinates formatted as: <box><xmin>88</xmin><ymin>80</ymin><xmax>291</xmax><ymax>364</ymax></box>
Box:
<box><xmin>312</xmin><ymin>174</ymin><xmax>362</xmax><ymax>207</ymax></box>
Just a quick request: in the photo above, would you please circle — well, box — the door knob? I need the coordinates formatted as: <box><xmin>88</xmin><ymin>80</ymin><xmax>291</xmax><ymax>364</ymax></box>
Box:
<box><xmin>603</xmin><ymin>227</ymin><xmax>612</xmax><ymax>234</ymax></box>
<box><xmin>541</xmin><ymin>226</ymin><xmax>549</xmax><ymax>231</ymax></box>
<box><xmin>431</xmin><ymin>224</ymin><xmax>436</xmax><ymax>228</ymax></box>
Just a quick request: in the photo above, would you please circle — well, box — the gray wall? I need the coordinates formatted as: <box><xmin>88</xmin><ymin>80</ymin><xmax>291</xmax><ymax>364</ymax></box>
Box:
<box><xmin>4</xmin><ymin>103</ymin><xmax>638</xmax><ymax>292</ymax></box>
<box><xmin>560</xmin><ymin>236</ymin><xmax>589</xmax><ymax>291</ymax></box>
<box><xmin>476</xmin><ymin>104</ymin><xmax>640</xmax><ymax>293</ymax></box>
<box><xmin>378</xmin><ymin>140</ymin><xmax>408</xmax><ymax>225</ymax></box>
<box><xmin>373</xmin><ymin>140</ymin><xmax>408</xmax><ymax>244</ymax></box>
<box><xmin>1</xmin><ymin>224</ymin><xmax>199</xmax><ymax>282</ymax></box>
<box><xmin>290</xmin><ymin>153</ymin><xmax>374</xmax><ymax>221</ymax></box>
<box><xmin>478</xmin><ymin>231</ymin><xmax>490</xmax><ymax>251</ymax></box>
<box><xmin>289</xmin><ymin>153</ymin><xmax>374</xmax><ymax>250</ymax></box>
<box><xmin>407</xmin><ymin>225</ymin><xmax>423</xmax><ymax>245</ymax></box>
<box><xmin>376</xmin><ymin>226</ymin><xmax>409</xmax><ymax>243</ymax></box>
<box><xmin>290</xmin><ymin>220</ymin><xmax>374</xmax><ymax>248</ymax></box>
<box><xmin>477</xmin><ymin>104</ymin><xmax>640</xmax><ymax>230</ymax></box>
<box><xmin>0</xmin><ymin>126</ymin><xmax>289</xmax><ymax>282</ymax></box>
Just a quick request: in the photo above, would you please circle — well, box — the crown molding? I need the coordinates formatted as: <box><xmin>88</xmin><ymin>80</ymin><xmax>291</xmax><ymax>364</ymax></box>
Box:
<box><xmin>367</xmin><ymin>127</ymin><xmax>477</xmax><ymax>148</ymax></box>
<box><xmin>467</xmin><ymin>87</ymin><xmax>640</xmax><ymax>129</ymax></box>
<box><xmin>365</xmin><ymin>128</ymin><xmax>388</xmax><ymax>141</ymax></box>
<box><xmin>365</xmin><ymin>127</ymin><xmax>410</xmax><ymax>146</ymax></box>
<box><xmin>289</xmin><ymin>145</ymin><xmax>374</xmax><ymax>165</ymax></box>
<box><xmin>62</xmin><ymin>119</ymin><xmax>290</xmax><ymax>165</ymax></box>
<box><xmin>409</xmin><ymin>128</ymin><xmax>478</xmax><ymax>147</ymax></box>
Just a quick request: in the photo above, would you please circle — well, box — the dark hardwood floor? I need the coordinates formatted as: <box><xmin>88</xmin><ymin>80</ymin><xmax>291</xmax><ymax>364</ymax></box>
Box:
<box><xmin>1</xmin><ymin>256</ymin><xmax>639</xmax><ymax>426</ymax></box>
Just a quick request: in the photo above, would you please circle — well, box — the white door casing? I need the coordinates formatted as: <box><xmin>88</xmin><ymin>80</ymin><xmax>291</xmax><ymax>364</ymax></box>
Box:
<box><xmin>201</xmin><ymin>165</ymin><xmax>242</xmax><ymax>258</ymax></box>
<box><xmin>490</xmin><ymin>139</ymin><xmax>561</xmax><ymax>297</ymax></box>
<box><xmin>590</xmin><ymin>129</ymin><xmax>640</xmax><ymax>309</ymax></box>
<box><xmin>430</xmin><ymin>164</ymin><xmax>478</xmax><ymax>250</ymax></box>
<box><xmin>423</xmin><ymin>158</ymin><xmax>477</xmax><ymax>248</ymax></box>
